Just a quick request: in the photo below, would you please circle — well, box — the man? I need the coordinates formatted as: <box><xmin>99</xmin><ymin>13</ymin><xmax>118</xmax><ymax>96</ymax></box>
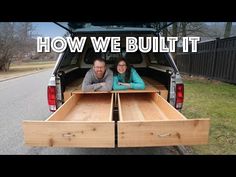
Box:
<box><xmin>82</xmin><ymin>58</ymin><xmax>113</xmax><ymax>92</ymax></box>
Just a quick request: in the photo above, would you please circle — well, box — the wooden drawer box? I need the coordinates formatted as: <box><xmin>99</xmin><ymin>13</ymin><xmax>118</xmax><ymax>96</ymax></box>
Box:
<box><xmin>117</xmin><ymin>93</ymin><xmax>210</xmax><ymax>147</ymax></box>
<box><xmin>23</xmin><ymin>93</ymin><xmax>114</xmax><ymax>147</ymax></box>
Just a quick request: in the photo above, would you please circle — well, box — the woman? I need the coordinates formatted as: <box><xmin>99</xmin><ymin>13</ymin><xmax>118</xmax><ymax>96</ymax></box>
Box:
<box><xmin>113</xmin><ymin>57</ymin><xmax>145</xmax><ymax>90</ymax></box>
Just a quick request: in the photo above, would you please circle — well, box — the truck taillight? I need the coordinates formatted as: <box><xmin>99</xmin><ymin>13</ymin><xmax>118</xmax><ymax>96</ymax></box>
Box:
<box><xmin>47</xmin><ymin>86</ymin><xmax>57</xmax><ymax>112</ymax></box>
<box><xmin>175</xmin><ymin>84</ymin><xmax>184</xmax><ymax>109</ymax></box>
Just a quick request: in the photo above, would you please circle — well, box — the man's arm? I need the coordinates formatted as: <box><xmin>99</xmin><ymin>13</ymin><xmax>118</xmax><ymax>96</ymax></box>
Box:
<box><xmin>97</xmin><ymin>70</ymin><xmax>113</xmax><ymax>91</ymax></box>
<box><xmin>82</xmin><ymin>71</ymin><xmax>103</xmax><ymax>92</ymax></box>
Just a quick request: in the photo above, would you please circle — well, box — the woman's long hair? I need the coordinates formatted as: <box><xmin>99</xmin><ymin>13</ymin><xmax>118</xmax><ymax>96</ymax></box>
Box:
<box><xmin>113</xmin><ymin>57</ymin><xmax>131</xmax><ymax>83</ymax></box>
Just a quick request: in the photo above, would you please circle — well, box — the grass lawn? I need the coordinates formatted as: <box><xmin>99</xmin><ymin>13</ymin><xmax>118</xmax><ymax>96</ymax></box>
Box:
<box><xmin>0</xmin><ymin>61</ymin><xmax>56</xmax><ymax>80</ymax></box>
<box><xmin>181</xmin><ymin>76</ymin><xmax>236</xmax><ymax>154</ymax></box>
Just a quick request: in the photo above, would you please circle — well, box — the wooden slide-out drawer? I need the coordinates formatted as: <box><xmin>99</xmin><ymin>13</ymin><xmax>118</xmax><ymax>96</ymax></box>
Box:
<box><xmin>117</xmin><ymin>93</ymin><xmax>210</xmax><ymax>147</ymax></box>
<box><xmin>23</xmin><ymin>93</ymin><xmax>114</xmax><ymax>147</ymax></box>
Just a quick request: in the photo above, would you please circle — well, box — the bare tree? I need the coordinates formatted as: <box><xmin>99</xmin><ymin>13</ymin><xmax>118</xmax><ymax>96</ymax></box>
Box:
<box><xmin>0</xmin><ymin>22</ymin><xmax>36</xmax><ymax>71</ymax></box>
<box><xmin>167</xmin><ymin>22</ymin><xmax>210</xmax><ymax>37</ymax></box>
<box><xmin>0</xmin><ymin>23</ymin><xmax>15</xmax><ymax>71</ymax></box>
<box><xmin>16</xmin><ymin>22</ymin><xmax>36</xmax><ymax>59</ymax></box>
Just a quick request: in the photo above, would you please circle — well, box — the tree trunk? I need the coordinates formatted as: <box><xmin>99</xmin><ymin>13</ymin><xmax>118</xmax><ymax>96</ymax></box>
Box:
<box><xmin>0</xmin><ymin>50</ymin><xmax>11</xmax><ymax>72</ymax></box>
<box><xmin>163</xmin><ymin>22</ymin><xmax>168</xmax><ymax>38</ymax></box>
<box><xmin>181</xmin><ymin>22</ymin><xmax>187</xmax><ymax>37</ymax></box>
<box><xmin>224</xmin><ymin>22</ymin><xmax>232</xmax><ymax>38</ymax></box>
<box><xmin>172</xmin><ymin>22</ymin><xmax>178</xmax><ymax>60</ymax></box>
<box><xmin>172</xmin><ymin>22</ymin><xmax>178</xmax><ymax>37</ymax></box>
<box><xmin>0</xmin><ymin>62</ymin><xmax>9</xmax><ymax>72</ymax></box>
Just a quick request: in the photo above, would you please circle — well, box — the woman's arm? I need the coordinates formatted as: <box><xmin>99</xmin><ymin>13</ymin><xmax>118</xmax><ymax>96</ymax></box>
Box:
<box><xmin>130</xmin><ymin>68</ymin><xmax>145</xmax><ymax>90</ymax></box>
<box><xmin>113</xmin><ymin>76</ymin><xmax>130</xmax><ymax>90</ymax></box>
